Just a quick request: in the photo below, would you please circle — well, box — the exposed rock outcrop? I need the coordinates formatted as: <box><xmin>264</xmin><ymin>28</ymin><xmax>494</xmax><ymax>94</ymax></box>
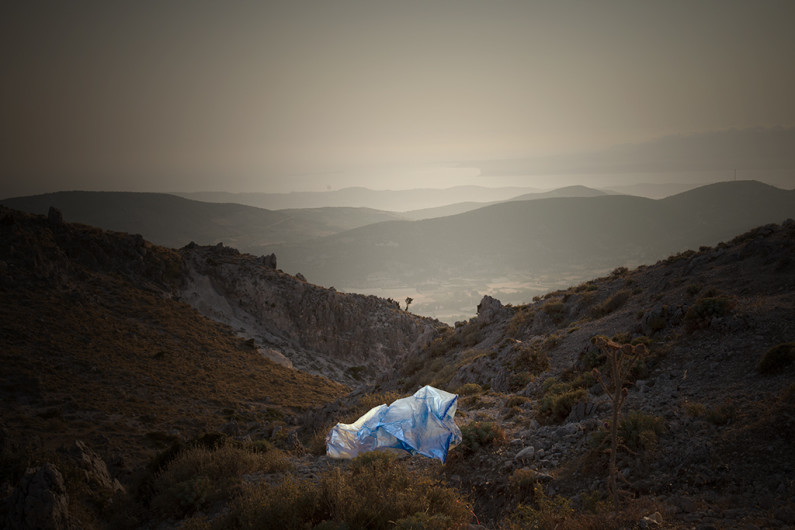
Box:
<box><xmin>5</xmin><ymin>464</ymin><xmax>70</xmax><ymax>530</ymax></box>
<box><xmin>476</xmin><ymin>294</ymin><xmax>507</xmax><ymax>324</ymax></box>
<box><xmin>179</xmin><ymin>243</ymin><xmax>444</xmax><ymax>385</ymax></box>
<box><xmin>58</xmin><ymin>441</ymin><xmax>124</xmax><ymax>495</ymax></box>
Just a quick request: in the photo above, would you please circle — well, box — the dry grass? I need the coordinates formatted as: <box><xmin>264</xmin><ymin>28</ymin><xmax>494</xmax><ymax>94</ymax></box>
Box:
<box><xmin>228</xmin><ymin>451</ymin><xmax>473</xmax><ymax>529</ymax></box>
<box><xmin>150</xmin><ymin>442</ymin><xmax>291</xmax><ymax>518</ymax></box>
<box><xmin>504</xmin><ymin>493</ymin><xmax>662</xmax><ymax>530</ymax></box>
<box><xmin>0</xmin><ymin>213</ymin><xmax>347</xmax><ymax>472</ymax></box>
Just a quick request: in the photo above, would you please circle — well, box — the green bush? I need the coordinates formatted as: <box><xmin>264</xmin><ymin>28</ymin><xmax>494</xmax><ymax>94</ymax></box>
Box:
<box><xmin>684</xmin><ymin>295</ymin><xmax>735</xmax><ymax>331</ymax></box>
<box><xmin>509</xmin><ymin>371</ymin><xmax>534</xmax><ymax>391</ymax></box>
<box><xmin>459</xmin><ymin>421</ymin><xmax>506</xmax><ymax>453</ymax></box>
<box><xmin>589</xmin><ymin>411</ymin><xmax>665</xmax><ymax>452</ymax></box>
<box><xmin>538</xmin><ymin>380</ymin><xmax>588</xmax><ymax>423</ymax></box>
<box><xmin>757</xmin><ymin>343</ymin><xmax>795</xmax><ymax>374</ymax></box>
<box><xmin>618</xmin><ymin>411</ymin><xmax>666</xmax><ymax>451</ymax></box>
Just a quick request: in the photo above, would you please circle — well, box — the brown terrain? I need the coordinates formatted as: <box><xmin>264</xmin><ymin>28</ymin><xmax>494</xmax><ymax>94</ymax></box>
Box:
<box><xmin>1</xmin><ymin>205</ymin><xmax>793</xmax><ymax>529</ymax></box>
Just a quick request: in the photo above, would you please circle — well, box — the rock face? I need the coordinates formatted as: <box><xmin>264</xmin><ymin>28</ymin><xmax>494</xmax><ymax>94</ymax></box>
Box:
<box><xmin>476</xmin><ymin>295</ymin><xmax>507</xmax><ymax>324</ymax></box>
<box><xmin>179</xmin><ymin>244</ymin><xmax>443</xmax><ymax>384</ymax></box>
<box><xmin>5</xmin><ymin>464</ymin><xmax>70</xmax><ymax>530</ymax></box>
<box><xmin>59</xmin><ymin>440</ymin><xmax>125</xmax><ymax>494</ymax></box>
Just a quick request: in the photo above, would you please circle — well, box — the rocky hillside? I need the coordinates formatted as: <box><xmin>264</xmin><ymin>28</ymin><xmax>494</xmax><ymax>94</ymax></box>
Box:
<box><xmin>179</xmin><ymin>242</ymin><xmax>443</xmax><ymax>385</ymax></box>
<box><xmin>0</xmin><ymin>206</ymin><xmax>440</xmax><ymax>528</ymax></box>
<box><xmin>348</xmin><ymin>218</ymin><xmax>793</xmax><ymax>527</ymax></box>
<box><xmin>0</xmin><ymin>191</ymin><xmax>404</xmax><ymax>251</ymax></box>
<box><xmin>0</xmin><ymin>205</ymin><xmax>355</xmax><ymax>451</ymax></box>
<box><xmin>2</xmin><ymin>204</ymin><xmax>793</xmax><ymax>529</ymax></box>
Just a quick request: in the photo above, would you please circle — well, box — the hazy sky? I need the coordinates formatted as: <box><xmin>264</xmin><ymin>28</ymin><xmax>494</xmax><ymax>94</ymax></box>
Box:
<box><xmin>2</xmin><ymin>0</ymin><xmax>795</xmax><ymax>197</ymax></box>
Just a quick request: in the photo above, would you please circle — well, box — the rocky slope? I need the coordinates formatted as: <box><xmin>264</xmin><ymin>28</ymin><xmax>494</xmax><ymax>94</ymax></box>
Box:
<box><xmin>0</xmin><ymin>206</ymin><xmax>439</xmax><ymax>528</ymax></box>
<box><xmin>344</xmin><ymin>218</ymin><xmax>794</xmax><ymax>527</ymax></box>
<box><xmin>2</xmin><ymin>204</ymin><xmax>793</xmax><ymax>529</ymax></box>
<box><xmin>178</xmin><ymin>242</ymin><xmax>443</xmax><ymax>385</ymax></box>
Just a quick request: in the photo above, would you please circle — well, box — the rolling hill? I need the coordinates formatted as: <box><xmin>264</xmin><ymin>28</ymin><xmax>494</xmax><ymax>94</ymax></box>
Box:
<box><xmin>400</xmin><ymin>185</ymin><xmax>607</xmax><ymax>220</ymax></box>
<box><xmin>176</xmin><ymin>185</ymin><xmax>540</xmax><ymax>211</ymax></box>
<box><xmin>271</xmin><ymin>181</ymin><xmax>795</xmax><ymax>290</ymax></box>
<box><xmin>0</xmin><ymin>191</ymin><xmax>403</xmax><ymax>251</ymax></box>
<box><xmin>5</xmin><ymin>181</ymin><xmax>793</xmax><ymax>323</ymax></box>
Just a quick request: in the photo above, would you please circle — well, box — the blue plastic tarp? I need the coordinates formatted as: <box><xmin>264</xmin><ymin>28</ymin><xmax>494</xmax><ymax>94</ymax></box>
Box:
<box><xmin>326</xmin><ymin>385</ymin><xmax>462</xmax><ymax>463</ymax></box>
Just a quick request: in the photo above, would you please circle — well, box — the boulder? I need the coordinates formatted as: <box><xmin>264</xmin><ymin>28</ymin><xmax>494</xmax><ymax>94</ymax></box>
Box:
<box><xmin>514</xmin><ymin>446</ymin><xmax>535</xmax><ymax>462</ymax></box>
<box><xmin>5</xmin><ymin>463</ymin><xmax>70</xmax><ymax>530</ymax></box>
<box><xmin>476</xmin><ymin>295</ymin><xmax>505</xmax><ymax>324</ymax></box>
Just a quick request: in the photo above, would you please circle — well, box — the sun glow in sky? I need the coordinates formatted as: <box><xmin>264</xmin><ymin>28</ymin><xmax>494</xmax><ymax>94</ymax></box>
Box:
<box><xmin>2</xmin><ymin>1</ymin><xmax>795</xmax><ymax>197</ymax></box>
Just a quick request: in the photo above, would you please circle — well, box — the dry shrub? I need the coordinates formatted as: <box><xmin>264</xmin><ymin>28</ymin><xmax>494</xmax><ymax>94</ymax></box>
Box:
<box><xmin>504</xmin><ymin>495</ymin><xmax>662</xmax><ymax>530</ymax></box>
<box><xmin>682</xmin><ymin>401</ymin><xmax>706</xmax><ymax>417</ymax></box>
<box><xmin>592</xmin><ymin>290</ymin><xmax>631</xmax><ymax>317</ymax></box>
<box><xmin>505</xmin><ymin>395</ymin><xmax>531</xmax><ymax>408</ymax></box>
<box><xmin>457</xmin><ymin>383</ymin><xmax>483</xmax><ymax>396</ymax></box>
<box><xmin>524</xmin><ymin>345</ymin><xmax>551</xmax><ymax>374</ymax></box>
<box><xmin>542</xmin><ymin>299</ymin><xmax>567</xmax><ymax>324</ymax></box>
<box><xmin>150</xmin><ymin>443</ymin><xmax>290</xmax><ymax>518</ymax></box>
<box><xmin>506</xmin><ymin>482</ymin><xmax>573</xmax><ymax>529</ymax></box>
<box><xmin>705</xmin><ymin>400</ymin><xmax>737</xmax><ymax>426</ymax></box>
<box><xmin>230</xmin><ymin>451</ymin><xmax>472</xmax><ymax>529</ymax></box>
<box><xmin>509</xmin><ymin>468</ymin><xmax>539</xmax><ymax>500</ymax></box>
<box><xmin>507</xmin><ymin>307</ymin><xmax>535</xmax><ymax>337</ymax></box>
<box><xmin>757</xmin><ymin>342</ymin><xmax>795</xmax><ymax>374</ymax></box>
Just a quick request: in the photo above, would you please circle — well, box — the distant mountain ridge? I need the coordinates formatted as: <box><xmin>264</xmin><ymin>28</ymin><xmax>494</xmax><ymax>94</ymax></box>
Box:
<box><xmin>270</xmin><ymin>181</ymin><xmax>795</xmax><ymax>311</ymax></box>
<box><xmin>0</xmin><ymin>185</ymin><xmax>610</xmax><ymax>250</ymax></box>
<box><xmin>0</xmin><ymin>191</ymin><xmax>404</xmax><ymax>250</ymax></box>
<box><xmin>401</xmin><ymin>185</ymin><xmax>607</xmax><ymax>220</ymax></box>
<box><xmin>175</xmin><ymin>185</ymin><xmax>540</xmax><ymax>211</ymax></box>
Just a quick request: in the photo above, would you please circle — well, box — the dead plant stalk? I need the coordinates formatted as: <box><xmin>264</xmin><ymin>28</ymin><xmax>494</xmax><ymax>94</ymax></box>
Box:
<box><xmin>591</xmin><ymin>337</ymin><xmax>647</xmax><ymax>510</ymax></box>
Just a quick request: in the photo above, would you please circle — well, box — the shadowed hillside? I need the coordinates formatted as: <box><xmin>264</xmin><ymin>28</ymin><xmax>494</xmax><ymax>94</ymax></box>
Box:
<box><xmin>176</xmin><ymin>185</ymin><xmax>539</xmax><ymax>211</ymax></box>
<box><xmin>0</xmin><ymin>207</ymin><xmax>347</xmax><ymax>468</ymax></box>
<box><xmin>0</xmin><ymin>191</ymin><xmax>404</xmax><ymax>251</ymax></box>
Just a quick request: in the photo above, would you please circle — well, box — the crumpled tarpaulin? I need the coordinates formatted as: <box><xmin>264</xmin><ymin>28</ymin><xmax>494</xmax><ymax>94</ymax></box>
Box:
<box><xmin>326</xmin><ymin>385</ymin><xmax>462</xmax><ymax>463</ymax></box>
